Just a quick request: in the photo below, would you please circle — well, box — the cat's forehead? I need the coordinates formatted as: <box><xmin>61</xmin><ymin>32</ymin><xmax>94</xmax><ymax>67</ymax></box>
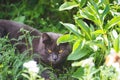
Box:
<box><xmin>47</xmin><ymin>43</ymin><xmax>68</xmax><ymax>49</ymax></box>
<box><xmin>46</xmin><ymin>32</ymin><xmax>62</xmax><ymax>40</ymax></box>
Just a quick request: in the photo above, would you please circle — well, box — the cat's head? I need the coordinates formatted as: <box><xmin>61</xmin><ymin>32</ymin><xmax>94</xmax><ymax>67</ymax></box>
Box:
<box><xmin>39</xmin><ymin>32</ymin><xmax>71</xmax><ymax>67</ymax></box>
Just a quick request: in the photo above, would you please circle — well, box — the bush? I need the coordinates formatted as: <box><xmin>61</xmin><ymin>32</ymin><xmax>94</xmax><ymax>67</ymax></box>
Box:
<box><xmin>58</xmin><ymin>0</ymin><xmax>120</xmax><ymax>79</ymax></box>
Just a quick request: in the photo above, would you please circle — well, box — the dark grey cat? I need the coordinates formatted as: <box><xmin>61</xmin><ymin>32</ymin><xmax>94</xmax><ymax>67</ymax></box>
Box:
<box><xmin>0</xmin><ymin>20</ymin><xmax>71</xmax><ymax>79</ymax></box>
<box><xmin>0</xmin><ymin>20</ymin><xmax>71</xmax><ymax>66</ymax></box>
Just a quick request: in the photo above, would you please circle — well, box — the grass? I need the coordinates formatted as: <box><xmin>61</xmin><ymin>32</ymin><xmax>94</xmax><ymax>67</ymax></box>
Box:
<box><xmin>0</xmin><ymin>35</ymin><xmax>75</xmax><ymax>80</ymax></box>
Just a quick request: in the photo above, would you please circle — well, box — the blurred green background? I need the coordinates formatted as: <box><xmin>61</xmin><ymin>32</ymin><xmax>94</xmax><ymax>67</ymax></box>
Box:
<box><xmin>0</xmin><ymin>0</ymin><xmax>74</xmax><ymax>33</ymax></box>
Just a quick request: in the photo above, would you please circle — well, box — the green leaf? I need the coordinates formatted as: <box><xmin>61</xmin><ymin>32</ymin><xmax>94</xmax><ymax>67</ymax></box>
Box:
<box><xmin>72</xmin><ymin>39</ymin><xmax>85</xmax><ymax>52</ymax></box>
<box><xmin>21</xmin><ymin>73</ymin><xmax>30</xmax><ymax>79</ymax></box>
<box><xmin>101</xmin><ymin>4</ymin><xmax>110</xmax><ymax>21</ymax></box>
<box><xmin>89</xmin><ymin>40</ymin><xmax>106</xmax><ymax>51</ymax></box>
<box><xmin>89</xmin><ymin>0</ymin><xmax>99</xmax><ymax>15</ymax></box>
<box><xmin>60</xmin><ymin>22</ymin><xmax>81</xmax><ymax>37</ymax></box>
<box><xmin>67</xmin><ymin>45</ymin><xmax>90</xmax><ymax>60</ymax></box>
<box><xmin>59</xmin><ymin>1</ymin><xmax>78</xmax><ymax>11</ymax></box>
<box><xmin>72</xmin><ymin>40</ymin><xmax>82</xmax><ymax>52</ymax></box>
<box><xmin>92</xmin><ymin>30</ymin><xmax>105</xmax><ymax>35</ymax></box>
<box><xmin>13</xmin><ymin>16</ymin><xmax>25</xmax><ymax>23</ymax></box>
<box><xmin>113</xmin><ymin>35</ymin><xmax>120</xmax><ymax>53</ymax></box>
<box><xmin>104</xmin><ymin>16</ymin><xmax>120</xmax><ymax>30</ymax></box>
<box><xmin>72</xmin><ymin>67</ymin><xmax>84</xmax><ymax>79</ymax></box>
<box><xmin>80</xmin><ymin>0</ymin><xmax>87</xmax><ymax>8</ymax></box>
<box><xmin>102</xmin><ymin>0</ymin><xmax>109</xmax><ymax>4</ymax></box>
<box><xmin>79</xmin><ymin>8</ymin><xmax>96</xmax><ymax>21</ymax></box>
<box><xmin>76</xmin><ymin>19</ymin><xmax>91</xmax><ymax>40</ymax></box>
<box><xmin>57</xmin><ymin>34</ymin><xmax>77</xmax><ymax>44</ymax></box>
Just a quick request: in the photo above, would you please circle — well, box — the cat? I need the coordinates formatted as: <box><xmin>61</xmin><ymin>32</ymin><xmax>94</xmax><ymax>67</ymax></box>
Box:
<box><xmin>0</xmin><ymin>20</ymin><xmax>71</xmax><ymax>79</ymax></box>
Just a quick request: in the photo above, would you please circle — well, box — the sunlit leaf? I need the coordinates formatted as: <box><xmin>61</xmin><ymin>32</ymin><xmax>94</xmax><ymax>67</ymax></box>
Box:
<box><xmin>113</xmin><ymin>35</ymin><xmax>120</xmax><ymax>53</ymax></box>
<box><xmin>72</xmin><ymin>39</ymin><xmax>86</xmax><ymax>52</ymax></box>
<box><xmin>112</xmin><ymin>30</ymin><xmax>118</xmax><ymax>39</ymax></box>
<box><xmin>104</xmin><ymin>16</ymin><xmax>120</xmax><ymax>30</ymax></box>
<box><xmin>92</xmin><ymin>30</ymin><xmax>105</xmax><ymax>35</ymax></box>
<box><xmin>60</xmin><ymin>22</ymin><xmax>81</xmax><ymax>37</ymax></box>
<box><xmin>57</xmin><ymin>34</ymin><xmax>77</xmax><ymax>44</ymax></box>
<box><xmin>59</xmin><ymin>1</ymin><xmax>78</xmax><ymax>11</ymax></box>
<box><xmin>79</xmin><ymin>8</ymin><xmax>96</xmax><ymax>21</ymax></box>
<box><xmin>76</xmin><ymin>19</ymin><xmax>92</xmax><ymax>40</ymax></box>
<box><xmin>89</xmin><ymin>0</ymin><xmax>99</xmax><ymax>14</ymax></box>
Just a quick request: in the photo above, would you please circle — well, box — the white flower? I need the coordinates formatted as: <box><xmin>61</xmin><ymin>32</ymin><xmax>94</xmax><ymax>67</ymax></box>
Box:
<box><xmin>23</xmin><ymin>60</ymin><xmax>39</xmax><ymax>73</ymax></box>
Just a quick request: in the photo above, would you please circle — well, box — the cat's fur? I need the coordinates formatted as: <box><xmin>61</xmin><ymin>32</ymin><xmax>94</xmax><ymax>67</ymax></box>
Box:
<box><xmin>0</xmin><ymin>20</ymin><xmax>71</xmax><ymax>68</ymax></box>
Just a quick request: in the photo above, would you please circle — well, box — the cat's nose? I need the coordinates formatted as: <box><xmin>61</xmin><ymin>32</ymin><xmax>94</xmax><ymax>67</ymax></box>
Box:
<box><xmin>52</xmin><ymin>54</ymin><xmax>58</xmax><ymax>61</ymax></box>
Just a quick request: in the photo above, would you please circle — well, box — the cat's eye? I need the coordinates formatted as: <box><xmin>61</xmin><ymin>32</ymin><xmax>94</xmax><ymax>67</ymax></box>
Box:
<box><xmin>59</xmin><ymin>50</ymin><xmax>63</xmax><ymax>54</ymax></box>
<box><xmin>48</xmin><ymin>49</ymin><xmax>52</xmax><ymax>53</ymax></box>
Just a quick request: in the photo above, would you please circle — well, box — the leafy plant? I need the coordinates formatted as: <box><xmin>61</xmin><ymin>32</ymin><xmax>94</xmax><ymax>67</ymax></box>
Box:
<box><xmin>0</xmin><ymin>30</ymin><xmax>43</xmax><ymax>80</ymax></box>
<box><xmin>0</xmin><ymin>36</ymin><xmax>26</xmax><ymax>80</ymax></box>
<box><xmin>58</xmin><ymin>0</ymin><xmax>120</xmax><ymax>79</ymax></box>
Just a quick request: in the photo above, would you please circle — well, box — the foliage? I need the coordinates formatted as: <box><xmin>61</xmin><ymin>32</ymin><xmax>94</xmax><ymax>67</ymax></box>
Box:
<box><xmin>58</xmin><ymin>0</ymin><xmax>120</xmax><ymax>79</ymax></box>
<box><xmin>0</xmin><ymin>36</ymin><xmax>26</xmax><ymax>80</ymax></box>
<box><xmin>0</xmin><ymin>0</ymin><xmax>120</xmax><ymax>80</ymax></box>
<box><xmin>0</xmin><ymin>0</ymin><xmax>73</xmax><ymax>33</ymax></box>
<box><xmin>0</xmin><ymin>32</ymin><xmax>44</xmax><ymax>80</ymax></box>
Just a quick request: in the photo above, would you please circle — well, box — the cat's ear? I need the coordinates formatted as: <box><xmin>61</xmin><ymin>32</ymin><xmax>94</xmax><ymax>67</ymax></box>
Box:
<box><xmin>42</xmin><ymin>33</ymin><xmax>51</xmax><ymax>44</ymax></box>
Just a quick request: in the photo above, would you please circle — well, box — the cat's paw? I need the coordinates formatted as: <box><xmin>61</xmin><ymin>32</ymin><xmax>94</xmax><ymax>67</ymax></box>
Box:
<box><xmin>41</xmin><ymin>69</ymin><xmax>57</xmax><ymax>80</ymax></box>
